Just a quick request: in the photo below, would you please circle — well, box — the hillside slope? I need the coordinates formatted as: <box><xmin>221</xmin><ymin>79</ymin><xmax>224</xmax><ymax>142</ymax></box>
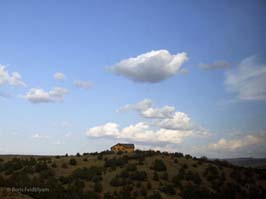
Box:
<box><xmin>0</xmin><ymin>151</ymin><xmax>266</xmax><ymax>199</ymax></box>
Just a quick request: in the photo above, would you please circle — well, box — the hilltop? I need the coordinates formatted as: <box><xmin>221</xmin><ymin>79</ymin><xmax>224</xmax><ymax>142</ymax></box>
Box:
<box><xmin>0</xmin><ymin>150</ymin><xmax>266</xmax><ymax>199</ymax></box>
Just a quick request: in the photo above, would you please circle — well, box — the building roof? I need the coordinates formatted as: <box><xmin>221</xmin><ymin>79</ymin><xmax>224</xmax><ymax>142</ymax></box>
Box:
<box><xmin>111</xmin><ymin>143</ymin><xmax>135</xmax><ymax>148</ymax></box>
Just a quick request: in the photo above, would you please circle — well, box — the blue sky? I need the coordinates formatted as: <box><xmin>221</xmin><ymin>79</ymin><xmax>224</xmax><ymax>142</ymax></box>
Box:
<box><xmin>0</xmin><ymin>0</ymin><xmax>266</xmax><ymax>158</ymax></box>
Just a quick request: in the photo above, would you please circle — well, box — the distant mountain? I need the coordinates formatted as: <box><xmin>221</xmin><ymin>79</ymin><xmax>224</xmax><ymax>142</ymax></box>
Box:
<box><xmin>225</xmin><ymin>158</ymin><xmax>266</xmax><ymax>168</ymax></box>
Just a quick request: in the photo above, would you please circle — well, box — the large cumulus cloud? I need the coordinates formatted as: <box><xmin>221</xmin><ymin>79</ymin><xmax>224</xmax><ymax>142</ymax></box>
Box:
<box><xmin>109</xmin><ymin>50</ymin><xmax>188</xmax><ymax>83</ymax></box>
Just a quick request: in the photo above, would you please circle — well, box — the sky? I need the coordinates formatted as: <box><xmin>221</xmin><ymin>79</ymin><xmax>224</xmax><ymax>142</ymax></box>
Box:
<box><xmin>0</xmin><ymin>0</ymin><xmax>266</xmax><ymax>158</ymax></box>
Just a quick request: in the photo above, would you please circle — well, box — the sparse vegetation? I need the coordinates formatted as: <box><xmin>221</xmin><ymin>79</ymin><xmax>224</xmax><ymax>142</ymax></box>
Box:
<box><xmin>0</xmin><ymin>151</ymin><xmax>265</xmax><ymax>199</ymax></box>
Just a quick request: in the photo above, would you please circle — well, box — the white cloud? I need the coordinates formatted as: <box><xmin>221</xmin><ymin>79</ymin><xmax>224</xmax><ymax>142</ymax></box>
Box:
<box><xmin>118</xmin><ymin>99</ymin><xmax>175</xmax><ymax>119</ymax></box>
<box><xmin>87</xmin><ymin>99</ymin><xmax>209</xmax><ymax>146</ymax></box>
<box><xmin>155</xmin><ymin>112</ymin><xmax>192</xmax><ymax>130</ymax></box>
<box><xmin>117</xmin><ymin>99</ymin><xmax>207</xmax><ymax>133</ymax></box>
<box><xmin>225</xmin><ymin>55</ymin><xmax>266</xmax><ymax>101</ymax></box>
<box><xmin>0</xmin><ymin>64</ymin><xmax>26</xmax><ymax>87</ymax></box>
<box><xmin>53</xmin><ymin>72</ymin><xmax>65</xmax><ymax>80</ymax></box>
<box><xmin>199</xmin><ymin>60</ymin><xmax>230</xmax><ymax>70</ymax></box>
<box><xmin>208</xmin><ymin>132</ymin><xmax>266</xmax><ymax>151</ymax></box>
<box><xmin>88</xmin><ymin>122</ymin><xmax>120</xmax><ymax>137</ymax></box>
<box><xmin>109</xmin><ymin>50</ymin><xmax>188</xmax><ymax>83</ymax></box>
<box><xmin>73</xmin><ymin>80</ymin><xmax>92</xmax><ymax>89</ymax></box>
<box><xmin>23</xmin><ymin>87</ymin><xmax>68</xmax><ymax>103</ymax></box>
<box><xmin>86</xmin><ymin>122</ymin><xmax>195</xmax><ymax>145</ymax></box>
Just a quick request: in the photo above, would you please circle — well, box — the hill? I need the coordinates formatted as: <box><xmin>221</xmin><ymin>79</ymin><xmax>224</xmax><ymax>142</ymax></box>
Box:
<box><xmin>0</xmin><ymin>150</ymin><xmax>266</xmax><ymax>199</ymax></box>
<box><xmin>225</xmin><ymin>158</ymin><xmax>266</xmax><ymax>169</ymax></box>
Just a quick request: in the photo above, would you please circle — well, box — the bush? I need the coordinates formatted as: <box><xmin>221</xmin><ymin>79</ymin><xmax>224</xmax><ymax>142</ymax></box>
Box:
<box><xmin>153</xmin><ymin>172</ymin><xmax>159</xmax><ymax>181</ymax></box>
<box><xmin>126</xmin><ymin>163</ymin><xmax>137</xmax><ymax>172</ymax></box>
<box><xmin>72</xmin><ymin>166</ymin><xmax>102</xmax><ymax>181</ymax></box>
<box><xmin>94</xmin><ymin>181</ymin><xmax>103</xmax><ymax>193</ymax></box>
<box><xmin>147</xmin><ymin>181</ymin><xmax>152</xmax><ymax>189</ymax></box>
<box><xmin>172</xmin><ymin>175</ymin><xmax>182</xmax><ymax>186</ymax></box>
<box><xmin>204</xmin><ymin>164</ymin><xmax>219</xmax><ymax>182</ymax></box>
<box><xmin>110</xmin><ymin>176</ymin><xmax>124</xmax><ymax>186</ymax></box>
<box><xmin>148</xmin><ymin>191</ymin><xmax>162</xmax><ymax>199</ymax></box>
<box><xmin>161</xmin><ymin>171</ymin><xmax>168</xmax><ymax>180</ymax></box>
<box><xmin>51</xmin><ymin>162</ymin><xmax>57</xmax><ymax>168</ymax></box>
<box><xmin>61</xmin><ymin>163</ymin><xmax>68</xmax><ymax>168</ymax></box>
<box><xmin>35</xmin><ymin>162</ymin><xmax>49</xmax><ymax>172</ymax></box>
<box><xmin>130</xmin><ymin>170</ymin><xmax>147</xmax><ymax>181</ymax></box>
<box><xmin>153</xmin><ymin>159</ymin><xmax>167</xmax><ymax>171</ymax></box>
<box><xmin>104</xmin><ymin>157</ymin><xmax>128</xmax><ymax>169</ymax></box>
<box><xmin>69</xmin><ymin>158</ymin><xmax>77</xmax><ymax>166</ymax></box>
<box><xmin>181</xmin><ymin>184</ymin><xmax>212</xmax><ymax>199</ymax></box>
<box><xmin>97</xmin><ymin>154</ymin><xmax>103</xmax><ymax>160</ymax></box>
<box><xmin>83</xmin><ymin>158</ymin><xmax>88</xmax><ymax>161</ymax></box>
<box><xmin>160</xmin><ymin>183</ymin><xmax>176</xmax><ymax>195</ymax></box>
<box><xmin>185</xmin><ymin>170</ymin><xmax>202</xmax><ymax>185</ymax></box>
<box><xmin>76</xmin><ymin>152</ymin><xmax>81</xmax><ymax>157</ymax></box>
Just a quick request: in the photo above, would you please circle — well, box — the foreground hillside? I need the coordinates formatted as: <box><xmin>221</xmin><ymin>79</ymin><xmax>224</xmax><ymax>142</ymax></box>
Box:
<box><xmin>0</xmin><ymin>150</ymin><xmax>266</xmax><ymax>199</ymax></box>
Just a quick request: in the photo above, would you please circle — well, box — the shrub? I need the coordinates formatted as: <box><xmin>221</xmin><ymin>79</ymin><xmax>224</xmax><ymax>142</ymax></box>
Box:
<box><xmin>59</xmin><ymin>176</ymin><xmax>72</xmax><ymax>184</ymax></box>
<box><xmin>172</xmin><ymin>175</ymin><xmax>182</xmax><ymax>186</ymax></box>
<box><xmin>51</xmin><ymin>162</ymin><xmax>57</xmax><ymax>168</ymax></box>
<box><xmin>148</xmin><ymin>191</ymin><xmax>162</xmax><ymax>199</ymax></box>
<box><xmin>40</xmin><ymin>168</ymin><xmax>55</xmax><ymax>179</ymax></box>
<box><xmin>185</xmin><ymin>170</ymin><xmax>202</xmax><ymax>185</ymax></box>
<box><xmin>204</xmin><ymin>164</ymin><xmax>219</xmax><ymax>182</ymax></box>
<box><xmin>104</xmin><ymin>157</ymin><xmax>128</xmax><ymax>169</ymax></box>
<box><xmin>110</xmin><ymin>176</ymin><xmax>124</xmax><ymax>186</ymax></box>
<box><xmin>94</xmin><ymin>181</ymin><xmax>103</xmax><ymax>193</ymax></box>
<box><xmin>161</xmin><ymin>171</ymin><xmax>168</xmax><ymax>180</ymax></box>
<box><xmin>35</xmin><ymin>162</ymin><xmax>49</xmax><ymax>172</ymax></box>
<box><xmin>153</xmin><ymin>172</ymin><xmax>159</xmax><ymax>181</ymax></box>
<box><xmin>153</xmin><ymin>159</ymin><xmax>167</xmax><ymax>171</ymax></box>
<box><xmin>83</xmin><ymin>158</ymin><xmax>88</xmax><ymax>161</ymax></box>
<box><xmin>147</xmin><ymin>181</ymin><xmax>152</xmax><ymax>189</ymax></box>
<box><xmin>69</xmin><ymin>158</ymin><xmax>77</xmax><ymax>166</ymax></box>
<box><xmin>131</xmin><ymin>170</ymin><xmax>147</xmax><ymax>181</ymax></box>
<box><xmin>61</xmin><ymin>163</ymin><xmax>68</xmax><ymax>168</ymax></box>
<box><xmin>76</xmin><ymin>152</ymin><xmax>81</xmax><ymax>157</ymax></box>
<box><xmin>126</xmin><ymin>163</ymin><xmax>137</xmax><ymax>172</ymax></box>
<box><xmin>140</xmin><ymin>186</ymin><xmax>147</xmax><ymax>196</ymax></box>
<box><xmin>120</xmin><ymin>169</ymin><xmax>129</xmax><ymax>179</ymax></box>
<box><xmin>181</xmin><ymin>163</ymin><xmax>188</xmax><ymax>170</ymax></box>
<box><xmin>97</xmin><ymin>154</ymin><xmax>103</xmax><ymax>160</ymax></box>
<box><xmin>181</xmin><ymin>184</ymin><xmax>212</xmax><ymax>199</ymax></box>
<box><xmin>160</xmin><ymin>183</ymin><xmax>176</xmax><ymax>195</ymax></box>
<box><xmin>72</xmin><ymin>166</ymin><xmax>102</xmax><ymax>181</ymax></box>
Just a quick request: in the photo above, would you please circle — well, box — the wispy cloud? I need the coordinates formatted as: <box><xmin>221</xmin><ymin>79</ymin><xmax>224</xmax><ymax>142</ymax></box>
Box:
<box><xmin>225</xmin><ymin>55</ymin><xmax>266</xmax><ymax>101</ymax></box>
<box><xmin>109</xmin><ymin>50</ymin><xmax>188</xmax><ymax>83</ymax></box>
<box><xmin>73</xmin><ymin>80</ymin><xmax>92</xmax><ymax>89</ymax></box>
<box><xmin>199</xmin><ymin>60</ymin><xmax>230</xmax><ymax>70</ymax></box>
